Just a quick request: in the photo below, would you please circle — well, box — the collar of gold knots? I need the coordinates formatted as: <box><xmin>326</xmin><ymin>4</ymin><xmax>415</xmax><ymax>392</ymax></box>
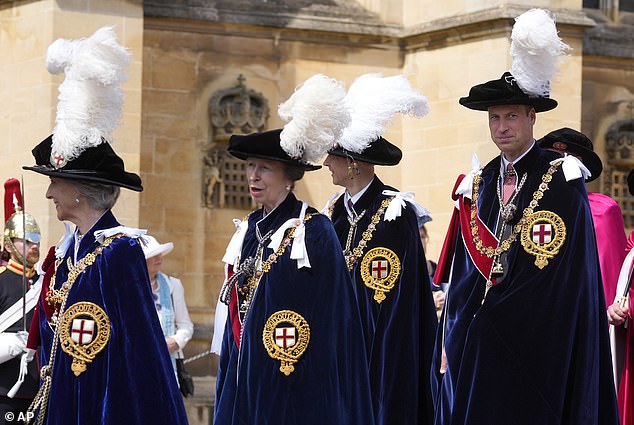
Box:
<box><xmin>327</xmin><ymin>195</ymin><xmax>393</xmax><ymax>271</ymax></box>
<box><xmin>239</xmin><ymin>213</ymin><xmax>315</xmax><ymax>296</ymax></box>
<box><xmin>470</xmin><ymin>162</ymin><xmax>560</xmax><ymax>257</ymax></box>
<box><xmin>45</xmin><ymin>234</ymin><xmax>124</xmax><ymax>313</ymax></box>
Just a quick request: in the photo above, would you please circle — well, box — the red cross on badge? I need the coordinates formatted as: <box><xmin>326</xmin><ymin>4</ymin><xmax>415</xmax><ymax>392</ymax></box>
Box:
<box><xmin>532</xmin><ymin>223</ymin><xmax>552</xmax><ymax>244</ymax></box>
<box><xmin>371</xmin><ymin>260</ymin><xmax>389</xmax><ymax>279</ymax></box>
<box><xmin>275</xmin><ymin>327</ymin><xmax>296</xmax><ymax>349</ymax></box>
<box><xmin>53</xmin><ymin>153</ymin><xmax>65</xmax><ymax>166</ymax></box>
<box><xmin>71</xmin><ymin>318</ymin><xmax>95</xmax><ymax>345</ymax></box>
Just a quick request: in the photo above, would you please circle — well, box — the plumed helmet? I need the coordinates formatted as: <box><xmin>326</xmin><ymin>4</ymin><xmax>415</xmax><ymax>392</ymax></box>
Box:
<box><xmin>4</xmin><ymin>212</ymin><xmax>41</xmax><ymax>245</ymax></box>
<box><xmin>3</xmin><ymin>178</ymin><xmax>41</xmax><ymax>245</ymax></box>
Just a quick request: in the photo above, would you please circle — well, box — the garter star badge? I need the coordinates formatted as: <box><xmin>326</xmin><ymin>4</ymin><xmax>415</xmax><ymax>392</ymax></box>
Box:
<box><xmin>59</xmin><ymin>302</ymin><xmax>110</xmax><ymax>376</ymax></box>
<box><xmin>262</xmin><ymin>310</ymin><xmax>310</xmax><ymax>376</ymax></box>
<box><xmin>360</xmin><ymin>247</ymin><xmax>401</xmax><ymax>303</ymax></box>
<box><xmin>520</xmin><ymin>210</ymin><xmax>566</xmax><ymax>269</ymax></box>
<box><xmin>50</xmin><ymin>151</ymin><xmax>67</xmax><ymax>169</ymax></box>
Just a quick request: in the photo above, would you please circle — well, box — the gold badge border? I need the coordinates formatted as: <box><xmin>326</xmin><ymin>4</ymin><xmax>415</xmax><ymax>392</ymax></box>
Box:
<box><xmin>58</xmin><ymin>302</ymin><xmax>111</xmax><ymax>377</ymax></box>
<box><xmin>262</xmin><ymin>310</ymin><xmax>310</xmax><ymax>376</ymax></box>
<box><xmin>520</xmin><ymin>210</ymin><xmax>566</xmax><ymax>269</ymax></box>
<box><xmin>360</xmin><ymin>247</ymin><xmax>401</xmax><ymax>304</ymax></box>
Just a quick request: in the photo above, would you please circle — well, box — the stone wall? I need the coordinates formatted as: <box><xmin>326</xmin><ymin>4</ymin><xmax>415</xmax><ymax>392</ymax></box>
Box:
<box><xmin>140</xmin><ymin>20</ymin><xmax>408</xmax><ymax>375</ymax></box>
<box><xmin>140</xmin><ymin>3</ymin><xmax>590</xmax><ymax>380</ymax></box>
<box><xmin>2</xmin><ymin>0</ymin><xmax>628</xmax><ymax>388</ymax></box>
<box><xmin>0</xmin><ymin>0</ymin><xmax>144</xmax><ymax>250</ymax></box>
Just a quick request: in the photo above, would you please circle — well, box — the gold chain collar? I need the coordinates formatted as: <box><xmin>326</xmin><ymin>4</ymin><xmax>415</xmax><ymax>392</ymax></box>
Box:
<box><xmin>240</xmin><ymin>214</ymin><xmax>314</xmax><ymax>296</ymax></box>
<box><xmin>46</xmin><ymin>234</ymin><xmax>123</xmax><ymax>320</ymax></box>
<box><xmin>235</xmin><ymin>213</ymin><xmax>314</xmax><ymax>348</ymax></box>
<box><xmin>338</xmin><ymin>197</ymin><xmax>392</xmax><ymax>271</ymax></box>
<box><xmin>29</xmin><ymin>233</ymin><xmax>124</xmax><ymax>424</ymax></box>
<box><xmin>470</xmin><ymin>162</ymin><xmax>560</xmax><ymax>258</ymax></box>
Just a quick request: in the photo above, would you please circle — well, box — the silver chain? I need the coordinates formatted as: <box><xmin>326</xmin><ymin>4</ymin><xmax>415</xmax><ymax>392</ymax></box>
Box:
<box><xmin>183</xmin><ymin>349</ymin><xmax>213</xmax><ymax>365</ymax></box>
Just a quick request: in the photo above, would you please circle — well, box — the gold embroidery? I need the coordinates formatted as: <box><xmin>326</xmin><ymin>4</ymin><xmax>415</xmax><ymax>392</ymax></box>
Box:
<box><xmin>470</xmin><ymin>162</ymin><xmax>561</xmax><ymax>258</ymax></box>
<box><xmin>231</xmin><ymin>214</ymin><xmax>314</xmax><ymax>321</ymax></box>
<box><xmin>262</xmin><ymin>310</ymin><xmax>310</xmax><ymax>376</ymax></box>
<box><xmin>326</xmin><ymin>195</ymin><xmax>392</xmax><ymax>271</ymax></box>
<box><xmin>520</xmin><ymin>210</ymin><xmax>566</xmax><ymax>269</ymax></box>
<box><xmin>46</xmin><ymin>234</ymin><xmax>122</xmax><ymax>311</ymax></box>
<box><xmin>360</xmin><ymin>247</ymin><xmax>401</xmax><ymax>303</ymax></box>
<box><xmin>28</xmin><ymin>233</ymin><xmax>125</xmax><ymax>424</ymax></box>
<box><xmin>58</xmin><ymin>302</ymin><xmax>111</xmax><ymax>376</ymax></box>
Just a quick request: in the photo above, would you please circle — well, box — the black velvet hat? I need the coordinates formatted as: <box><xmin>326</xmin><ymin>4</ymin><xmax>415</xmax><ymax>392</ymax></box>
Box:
<box><xmin>327</xmin><ymin>137</ymin><xmax>402</xmax><ymax>166</ymax></box>
<box><xmin>24</xmin><ymin>27</ymin><xmax>142</xmax><ymax>191</ymax></box>
<box><xmin>228</xmin><ymin>129</ymin><xmax>321</xmax><ymax>171</ymax></box>
<box><xmin>538</xmin><ymin>127</ymin><xmax>602</xmax><ymax>182</ymax></box>
<box><xmin>23</xmin><ymin>135</ymin><xmax>143</xmax><ymax>191</ymax></box>
<box><xmin>459</xmin><ymin>72</ymin><xmax>558</xmax><ymax>113</ymax></box>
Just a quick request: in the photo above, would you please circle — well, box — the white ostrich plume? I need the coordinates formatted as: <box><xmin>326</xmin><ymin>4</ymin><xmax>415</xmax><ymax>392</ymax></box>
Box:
<box><xmin>510</xmin><ymin>9</ymin><xmax>570</xmax><ymax>97</ymax></box>
<box><xmin>338</xmin><ymin>73</ymin><xmax>429</xmax><ymax>154</ymax></box>
<box><xmin>278</xmin><ymin>74</ymin><xmax>350</xmax><ymax>164</ymax></box>
<box><xmin>46</xmin><ymin>26</ymin><xmax>131</xmax><ymax>164</ymax></box>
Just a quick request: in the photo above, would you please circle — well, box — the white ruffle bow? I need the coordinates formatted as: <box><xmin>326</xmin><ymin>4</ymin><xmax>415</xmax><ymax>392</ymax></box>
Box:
<box><xmin>454</xmin><ymin>153</ymin><xmax>483</xmax><ymax>204</ymax></box>
<box><xmin>550</xmin><ymin>154</ymin><xmax>591</xmax><ymax>182</ymax></box>
<box><xmin>381</xmin><ymin>190</ymin><xmax>429</xmax><ymax>222</ymax></box>
<box><xmin>268</xmin><ymin>202</ymin><xmax>311</xmax><ymax>269</ymax></box>
<box><xmin>94</xmin><ymin>226</ymin><xmax>146</xmax><ymax>243</ymax></box>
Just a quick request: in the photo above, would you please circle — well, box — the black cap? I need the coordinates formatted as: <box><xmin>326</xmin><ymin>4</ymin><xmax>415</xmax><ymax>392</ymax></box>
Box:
<box><xmin>538</xmin><ymin>127</ymin><xmax>602</xmax><ymax>183</ymax></box>
<box><xmin>228</xmin><ymin>129</ymin><xmax>321</xmax><ymax>171</ymax></box>
<box><xmin>23</xmin><ymin>135</ymin><xmax>143</xmax><ymax>191</ymax></box>
<box><xmin>328</xmin><ymin>137</ymin><xmax>402</xmax><ymax>166</ymax></box>
<box><xmin>459</xmin><ymin>72</ymin><xmax>558</xmax><ymax>113</ymax></box>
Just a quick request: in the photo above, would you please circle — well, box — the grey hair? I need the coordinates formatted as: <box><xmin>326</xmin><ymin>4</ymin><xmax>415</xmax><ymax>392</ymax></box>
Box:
<box><xmin>73</xmin><ymin>181</ymin><xmax>121</xmax><ymax>211</ymax></box>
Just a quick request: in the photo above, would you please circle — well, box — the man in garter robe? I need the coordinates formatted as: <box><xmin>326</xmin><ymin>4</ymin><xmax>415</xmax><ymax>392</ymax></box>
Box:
<box><xmin>431</xmin><ymin>9</ymin><xmax>619</xmax><ymax>425</ymax></box>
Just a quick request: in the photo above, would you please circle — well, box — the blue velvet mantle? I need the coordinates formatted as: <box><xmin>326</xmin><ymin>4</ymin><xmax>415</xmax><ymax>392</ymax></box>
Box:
<box><xmin>431</xmin><ymin>145</ymin><xmax>619</xmax><ymax>424</ymax></box>
<box><xmin>330</xmin><ymin>177</ymin><xmax>438</xmax><ymax>425</ymax></box>
<box><xmin>33</xmin><ymin>211</ymin><xmax>188</xmax><ymax>424</ymax></box>
<box><xmin>215</xmin><ymin>193</ymin><xmax>374</xmax><ymax>425</ymax></box>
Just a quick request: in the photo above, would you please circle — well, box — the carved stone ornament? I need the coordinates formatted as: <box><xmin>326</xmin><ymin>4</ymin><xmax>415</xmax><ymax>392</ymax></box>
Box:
<box><xmin>209</xmin><ymin>74</ymin><xmax>270</xmax><ymax>134</ymax></box>
<box><xmin>202</xmin><ymin>148</ymin><xmax>226</xmax><ymax>209</ymax></box>
<box><xmin>606</xmin><ymin>118</ymin><xmax>634</xmax><ymax>163</ymax></box>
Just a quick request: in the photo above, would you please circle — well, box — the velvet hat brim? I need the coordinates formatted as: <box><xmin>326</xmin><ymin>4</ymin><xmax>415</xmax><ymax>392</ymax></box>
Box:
<box><xmin>538</xmin><ymin>127</ymin><xmax>603</xmax><ymax>182</ymax></box>
<box><xmin>459</xmin><ymin>72</ymin><xmax>558</xmax><ymax>113</ymax></box>
<box><xmin>23</xmin><ymin>135</ymin><xmax>143</xmax><ymax>191</ymax></box>
<box><xmin>327</xmin><ymin>137</ymin><xmax>402</xmax><ymax>166</ymax></box>
<box><xmin>228</xmin><ymin>129</ymin><xmax>321</xmax><ymax>171</ymax></box>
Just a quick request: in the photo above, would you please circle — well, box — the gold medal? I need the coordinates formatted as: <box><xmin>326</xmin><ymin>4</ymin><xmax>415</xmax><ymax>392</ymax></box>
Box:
<box><xmin>262</xmin><ymin>310</ymin><xmax>310</xmax><ymax>376</ymax></box>
<box><xmin>520</xmin><ymin>210</ymin><xmax>566</xmax><ymax>269</ymax></box>
<box><xmin>58</xmin><ymin>302</ymin><xmax>111</xmax><ymax>376</ymax></box>
<box><xmin>360</xmin><ymin>247</ymin><xmax>401</xmax><ymax>303</ymax></box>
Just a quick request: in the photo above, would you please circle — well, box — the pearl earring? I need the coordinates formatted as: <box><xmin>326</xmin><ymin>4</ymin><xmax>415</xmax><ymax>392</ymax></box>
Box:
<box><xmin>286</xmin><ymin>184</ymin><xmax>292</xmax><ymax>191</ymax></box>
<box><xmin>75</xmin><ymin>198</ymin><xmax>80</xmax><ymax>204</ymax></box>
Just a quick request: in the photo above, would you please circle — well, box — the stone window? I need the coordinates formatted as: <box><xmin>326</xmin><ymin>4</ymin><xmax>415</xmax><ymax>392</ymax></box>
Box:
<box><xmin>604</xmin><ymin>119</ymin><xmax>634</xmax><ymax>229</ymax></box>
<box><xmin>204</xmin><ymin>75</ymin><xmax>270</xmax><ymax>209</ymax></box>
<box><xmin>583</xmin><ymin>0</ymin><xmax>634</xmax><ymax>13</ymax></box>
